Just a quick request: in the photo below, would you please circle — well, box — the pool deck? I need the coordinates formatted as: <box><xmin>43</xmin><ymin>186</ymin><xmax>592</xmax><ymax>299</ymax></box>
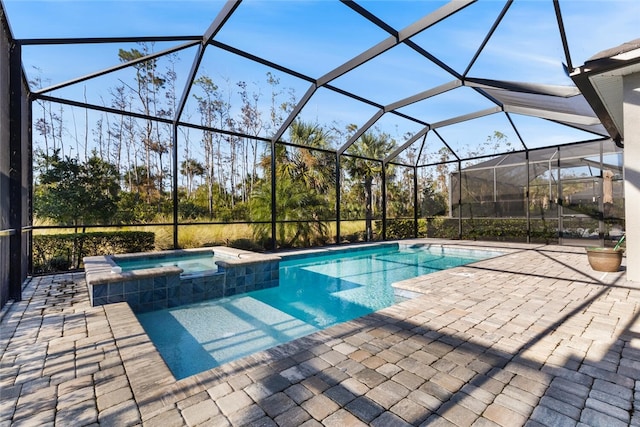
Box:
<box><xmin>2</xmin><ymin>240</ymin><xmax>640</xmax><ymax>426</ymax></box>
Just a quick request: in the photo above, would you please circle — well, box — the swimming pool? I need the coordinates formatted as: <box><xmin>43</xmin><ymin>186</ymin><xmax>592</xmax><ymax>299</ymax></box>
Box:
<box><xmin>137</xmin><ymin>243</ymin><xmax>502</xmax><ymax>379</ymax></box>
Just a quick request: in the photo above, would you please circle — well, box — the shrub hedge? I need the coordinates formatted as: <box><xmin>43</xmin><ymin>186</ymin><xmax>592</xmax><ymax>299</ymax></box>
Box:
<box><xmin>33</xmin><ymin>231</ymin><xmax>155</xmax><ymax>273</ymax></box>
<box><xmin>378</xmin><ymin>217</ymin><xmax>558</xmax><ymax>243</ymax></box>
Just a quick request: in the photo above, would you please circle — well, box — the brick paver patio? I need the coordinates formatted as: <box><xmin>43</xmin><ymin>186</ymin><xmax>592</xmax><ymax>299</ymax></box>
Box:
<box><xmin>1</xmin><ymin>240</ymin><xmax>639</xmax><ymax>426</ymax></box>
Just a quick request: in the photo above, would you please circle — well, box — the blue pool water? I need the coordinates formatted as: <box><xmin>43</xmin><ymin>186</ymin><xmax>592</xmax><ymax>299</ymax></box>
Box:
<box><xmin>137</xmin><ymin>244</ymin><xmax>501</xmax><ymax>379</ymax></box>
<box><xmin>115</xmin><ymin>252</ymin><xmax>224</xmax><ymax>274</ymax></box>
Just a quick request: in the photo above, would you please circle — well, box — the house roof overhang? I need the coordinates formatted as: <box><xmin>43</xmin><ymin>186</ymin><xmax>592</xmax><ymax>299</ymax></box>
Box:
<box><xmin>570</xmin><ymin>38</ymin><xmax>640</xmax><ymax>148</ymax></box>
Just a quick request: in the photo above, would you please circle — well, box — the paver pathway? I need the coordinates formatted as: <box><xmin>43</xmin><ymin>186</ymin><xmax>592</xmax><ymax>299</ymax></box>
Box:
<box><xmin>1</xmin><ymin>241</ymin><xmax>640</xmax><ymax>426</ymax></box>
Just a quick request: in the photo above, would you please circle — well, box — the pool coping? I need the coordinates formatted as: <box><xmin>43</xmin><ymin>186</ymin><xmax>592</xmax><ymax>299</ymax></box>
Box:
<box><xmin>275</xmin><ymin>240</ymin><xmax>510</xmax><ymax>264</ymax></box>
<box><xmin>84</xmin><ymin>246</ymin><xmax>280</xmax><ymax>285</ymax></box>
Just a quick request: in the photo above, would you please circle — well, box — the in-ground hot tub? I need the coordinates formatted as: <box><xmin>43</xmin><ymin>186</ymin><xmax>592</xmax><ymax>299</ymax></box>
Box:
<box><xmin>111</xmin><ymin>249</ymin><xmax>226</xmax><ymax>275</ymax></box>
<box><xmin>84</xmin><ymin>246</ymin><xmax>280</xmax><ymax>313</ymax></box>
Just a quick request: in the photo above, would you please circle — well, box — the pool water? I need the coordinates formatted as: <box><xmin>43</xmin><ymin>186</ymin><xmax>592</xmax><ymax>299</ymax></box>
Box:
<box><xmin>115</xmin><ymin>253</ymin><xmax>222</xmax><ymax>274</ymax></box>
<box><xmin>137</xmin><ymin>244</ymin><xmax>501</xmax><ymax>379</ymax></box>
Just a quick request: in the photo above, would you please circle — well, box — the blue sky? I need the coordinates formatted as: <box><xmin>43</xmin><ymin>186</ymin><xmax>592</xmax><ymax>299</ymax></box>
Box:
<box><xmin>3</xmin><ymin>0</ymin><xmax>640</xmax><ymax>162</ymax></box>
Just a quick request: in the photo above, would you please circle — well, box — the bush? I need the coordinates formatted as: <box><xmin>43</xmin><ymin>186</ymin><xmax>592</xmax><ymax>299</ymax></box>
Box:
<box><xmin>461</xmin><ymin>218</ymin><xmax>524</xmax><ymax>241</ymax></box>
<box><xmin>426</xmin><ymin>218</ymin><xmax>459</xmax><ymax>239</ymax></box>
<box><xmin>380</xmin><ymin>219</ymin><xmax>423</xmax><ymax>240</ymax></box>
<box><xmin>376</xmin><ymin>218</ymin><xmax>456</xmax><ymax>239</ymax></box>
<box><xmin>228</xmin><ymin>238</ymin><xmax>264</xmax><ymax>252</ymax></box>
<box><xmin>376</xmin><ymin>217</ymin><xmax>558</xmax><ymax>242</ymax></box>
<box><xmin>33</xmin><ymin>231</ymin><xmax>155</xmax><ymax>273</ymax></box>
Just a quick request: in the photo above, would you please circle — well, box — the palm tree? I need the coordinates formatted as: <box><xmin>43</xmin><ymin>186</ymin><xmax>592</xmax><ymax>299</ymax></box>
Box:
<box><xmin>251</xmin><ymin>171</ymin><xmax>331</xmax><ymax>247</ymax></box>
<box><xmin>251</xmin><ymin>120</ymin><xmax>335</xmax><ymax>247</ymax></box>
<box><xmin>288</xmin><ymin>121</ymin><xmax>335</xmax><ymax>191</ymax></box>
<box><xmin>343</xmin><ymin>131</ymin><xmax>396</xmax><ymax>241</ymax></box>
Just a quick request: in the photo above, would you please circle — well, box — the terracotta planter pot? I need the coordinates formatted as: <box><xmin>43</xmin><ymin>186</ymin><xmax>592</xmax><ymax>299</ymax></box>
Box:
<box><xmin>586</xmin><ymin>247</ymin><xmax>624</xmax><ymax>272</ymax></box>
